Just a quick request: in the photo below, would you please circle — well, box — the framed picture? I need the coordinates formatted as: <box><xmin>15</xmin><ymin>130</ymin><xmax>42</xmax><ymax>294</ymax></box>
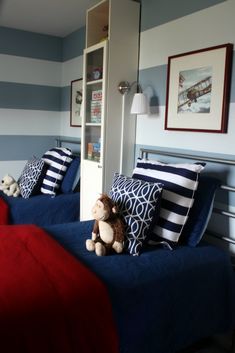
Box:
<box><xmin>70</xmin><ymin>78</ymin><xmax>83</xmax><ymax>127</ymax></box>
<box><xmin>165</xmin><ymin>43</ymin><xmax>233</xmax><ymax>133</ymax></box>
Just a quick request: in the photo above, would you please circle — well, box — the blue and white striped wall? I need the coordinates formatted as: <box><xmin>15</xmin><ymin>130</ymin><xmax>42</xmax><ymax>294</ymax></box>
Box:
<box><xmin>0</xmin><ymin>26</ymin><xmax>84</xmax><ymax>178</ymax></box>
<box><xmin>138</xmin><ymin>0</ymin><xmax>234</xmax><ymax>155</ymax></box>
<box><xmin>138</xmin><ymin>0</ymin><xmax>235</xmax><ymax>250</ymax></box>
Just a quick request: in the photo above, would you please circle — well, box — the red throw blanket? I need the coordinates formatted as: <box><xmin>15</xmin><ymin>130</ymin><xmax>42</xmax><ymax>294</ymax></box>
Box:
<box><xmin>0</xmin><ymin>196</ymin><xmax>9</xmax><ymax>224</ymax></box>
<box><xmin>0</xmin><ymin>224</ymin><xmax>119</xmax><ymax>353</ymax></box>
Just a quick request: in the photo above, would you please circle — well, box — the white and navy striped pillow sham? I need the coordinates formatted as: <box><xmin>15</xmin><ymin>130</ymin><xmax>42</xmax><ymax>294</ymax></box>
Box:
<box><xmin>132</xmin><ymin>158</ymin><xmax>205</xmax><ymax>243</ymax></box>
<box><xmin>41</xmin><ymin>147</ymin><xmax>73</xmax><ymax>196</ymax></box>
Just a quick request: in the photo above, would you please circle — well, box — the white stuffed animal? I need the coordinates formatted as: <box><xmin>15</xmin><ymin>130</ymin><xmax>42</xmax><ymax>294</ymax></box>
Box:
<box><xmin>0</xmin><ymin>174</ymin><xmax>20</xmax><ymax>197</ymax></box>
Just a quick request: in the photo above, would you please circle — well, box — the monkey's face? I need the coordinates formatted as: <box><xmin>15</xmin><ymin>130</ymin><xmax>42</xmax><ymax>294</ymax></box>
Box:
<box><xmin>92</xmin><ymin>200</ymin><xmax>110</xmax><ymax>221</ymax></box>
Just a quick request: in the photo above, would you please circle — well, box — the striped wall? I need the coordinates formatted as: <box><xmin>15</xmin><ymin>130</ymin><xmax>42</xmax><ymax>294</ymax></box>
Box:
<box><xmin>138</xmin><ymin>0</ymin><xmax>235</xmax><ymax>154</ymax></box>
<box><xmin>0</xmin><ymin>26</ymin><xmax>84</xmax><ymax>178</ymax></box>
<box><xmin>138</xmin><ymin>0</ymin><xmax>235</xmax><ymax>250</ymax></box>
<box><xmin>1</xmin><ymin>0</ymin><xmax>235</xmax><ymax>246</ymax></box>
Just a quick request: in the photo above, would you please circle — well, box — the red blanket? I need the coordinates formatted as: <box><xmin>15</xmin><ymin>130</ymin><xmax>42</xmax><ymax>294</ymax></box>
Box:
<box><xmin>0</xmin><ymin>224</ymin><xmax>119</xmax><ymax>353</ymax></box>
<box><xmin>0</xmin><ymin>196</ymin><xmax>9</xmax><ymax>224</ymax></box>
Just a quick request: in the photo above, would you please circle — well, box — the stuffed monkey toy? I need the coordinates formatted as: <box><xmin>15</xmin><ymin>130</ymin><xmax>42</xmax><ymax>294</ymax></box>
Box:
<box><xmin>86</xmin><ymin>194</ymin><xmax>125</xmax><ymax>256</ymax></box>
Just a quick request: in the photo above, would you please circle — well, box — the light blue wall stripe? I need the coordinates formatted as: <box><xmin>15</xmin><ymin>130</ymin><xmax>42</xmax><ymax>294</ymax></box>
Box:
<box><xmin>139</xmin><ymin>64</ymin><xmax>167</xmax><ymax>107</ymax></box>
<box><xmin>0</xmin><ymin>26</ymin><xmax>85</xmax><ymax>63</ymax></box>
<box><xmin>0</xmin><ymin>135</ymin><xmax>59</xmax><ymax>161</ymax></box>
<box><xmin>0</xmin><ymin>26</ymin><xmax>62</xmax><ymax>62</ymax></box>
<box><xmin>62</xmin><ymin>27</ymin><xmax>86</xmax><ymax>62</ymax></box>
<box><xmin>135</xmin><ymin>144</ymin><xmax>235</xmax><ymax>165</ymax></box>
<box><xmin>141</xmin><ymin>0</ymin><xmax>226</xmax><ymax>32</ymax></box>
<box><xmin>0</xmin><ymin>82</ymin><xmax>79</xmax><ymax>112</ymax></box>
<box><xmin>139</xmin><ymin>51</ymin><xmax>235</xmax><ymax>105</ymax></box>
<box><xmin>58</xmin><ymin>136</ymin><xmax>81</xmax><ymax>155</ymax></box>
<box><xmin>61</xmin><ymin>86</ymin><xmax>70</xmax><ymax>111</ymax></box>
<box><xmin>0</xmin><ymin>82</ymin><xmax>61</xmax><ymax>111</ymax></box>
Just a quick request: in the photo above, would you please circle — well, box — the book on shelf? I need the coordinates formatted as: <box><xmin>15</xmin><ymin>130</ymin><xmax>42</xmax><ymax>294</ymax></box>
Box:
<box><xmin>90</xmin><ymin>101</ymin><xmax>101</xmax><ymax>123</ymax></box>
<box><xmin>90</xmin><ymin>90</ymin><xmax>102</xmax><ymax>123</ymax></box>
<box><xmin>92</xmin><ymin>90</ymin><xmax>102</xmax><ymax>101</ymax></box>
<box><xmin>87</xmin><ymin>142</ymin><xmax>101</xmax><ymax>161</ymax></box>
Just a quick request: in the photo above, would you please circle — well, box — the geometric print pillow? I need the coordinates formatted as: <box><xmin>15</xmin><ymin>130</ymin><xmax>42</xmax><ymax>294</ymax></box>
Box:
<box><xmin>132</xmin><ymin>158</ymin><xmax>205</xmax><ymax>244</ymax></box>
<box><xmin>109</xmin><ymin>173</ymin><xmax>163</xmax><ymax>256</ymax></box>
<box><xmin>41</xmin><ymin>147</ymin><xmax>73</xmax><ymax>196</ymax></box>
<box><xmin>18</xmin><ymin>157</ymin><xmax>48</xmax><ymax>198</ymax></box>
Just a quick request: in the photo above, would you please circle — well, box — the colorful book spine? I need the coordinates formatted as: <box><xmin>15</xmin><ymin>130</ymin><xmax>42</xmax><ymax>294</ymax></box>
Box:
<box><xmin>90</xmin><ymin>90</ymin><xmax>102</xmax><ymax>123</ymax></box>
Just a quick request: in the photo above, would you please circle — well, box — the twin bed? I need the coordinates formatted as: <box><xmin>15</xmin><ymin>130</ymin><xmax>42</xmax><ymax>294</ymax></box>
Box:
<box><xmin>0</xmin><ymin>148</ymin><xmax>235</xmax><ymax>353</ymax></box>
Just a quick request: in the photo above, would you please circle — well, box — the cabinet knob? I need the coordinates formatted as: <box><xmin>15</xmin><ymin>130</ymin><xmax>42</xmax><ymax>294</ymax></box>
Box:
<box><xmin>98</xmin><ymin>164</ymin><xmax>102</xmax><ymax>169</ymax></box>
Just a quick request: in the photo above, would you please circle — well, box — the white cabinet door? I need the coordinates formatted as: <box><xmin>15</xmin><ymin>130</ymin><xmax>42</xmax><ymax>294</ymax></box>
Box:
<box><xmin>80</xmin><ymin>160</ymin><xmax>103</xmax><ymax>221</ymax></box>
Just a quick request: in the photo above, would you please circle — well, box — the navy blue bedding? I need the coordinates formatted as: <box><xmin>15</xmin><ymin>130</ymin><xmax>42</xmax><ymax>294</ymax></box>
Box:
<box><xmin>45</xmin><ymin>220</ymin><xmax>235</xmax><ymax>353</ymax></box>
<box><xmin>0</xmin><ymin>191</ymin><xmax>80</xmax><ymax>226</ymax></box>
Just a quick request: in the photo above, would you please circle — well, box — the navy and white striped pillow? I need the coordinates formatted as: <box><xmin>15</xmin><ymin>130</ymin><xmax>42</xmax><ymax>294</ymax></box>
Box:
<box><xmin>41</xmin><ymin>147</ymin><xmax>73</xmax><ymax>196</ymax></box>
<box><xmin>133</xmin><ymin>158</ymin><xmax>205</xmax><ymax>243</ymax></box>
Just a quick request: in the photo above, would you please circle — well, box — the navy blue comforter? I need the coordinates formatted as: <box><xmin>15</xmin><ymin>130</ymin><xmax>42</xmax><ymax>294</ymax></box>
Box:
<box><xmin>0</xmin><ymin>192</ymin><xmax>80</xmax><ymax>226</ymax></box>
<box><xmin>45</xmin><ymin>221</ymin><xmax>235</xmax><ymax>353</ymax></box>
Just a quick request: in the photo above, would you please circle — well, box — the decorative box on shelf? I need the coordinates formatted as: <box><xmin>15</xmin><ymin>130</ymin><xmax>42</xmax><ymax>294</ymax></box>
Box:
<box><xmin>87</xmin><ymin>67</ymin><xmax>103</xmax><ymax>82</ymax></box>
<box><xmin>92</xmin><ymin>67</ymin><xmax>103</xmax><ymax>80</ymax></box>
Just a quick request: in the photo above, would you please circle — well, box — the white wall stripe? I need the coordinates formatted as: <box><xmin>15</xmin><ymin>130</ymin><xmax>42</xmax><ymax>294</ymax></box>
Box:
<box><xmin>61</xmin><ymin>55</ymin><xmax>83</xmax><ymax>87</ymax></box>
<box><xmin>136</xmin><ymin>103</ymin><xmax>235</xmax><ymax>156</ymax></box>
<box><xmin>139</xmin><ymin>0</ymin><xmax>235</xmax><ymax>70</ymax></box>
<box><xmin>60</xmin><ymin>111</ymin><xmax>81</xmax><ymax>138</ymax></box>
<box><xmin>0</xmin><ymin>160</ymin><xmax>27</xmax><ymax>179</ymax></box>
<box><xmin>0</xmin><ymin>109</ymin><xmax>62</xmax><ymax>135</ymax></box>
<box><xmin>0</xmin><ymin>54</ymin><xmax>62</xmax><ymax>87</ymax></box>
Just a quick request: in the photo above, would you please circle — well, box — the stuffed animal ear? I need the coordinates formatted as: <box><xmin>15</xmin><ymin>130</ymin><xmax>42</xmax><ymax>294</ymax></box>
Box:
<box><xmin>112</xmin><ymin>206</ymin><xmax>118</xmax><ymax>214</ymax></box>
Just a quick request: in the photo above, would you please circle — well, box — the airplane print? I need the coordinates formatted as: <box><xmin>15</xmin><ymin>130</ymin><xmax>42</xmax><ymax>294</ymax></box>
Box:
<box><xmin>177</xmin><ymin>66</ymin><xmax>212</xmax><ymax>114</ymax></box>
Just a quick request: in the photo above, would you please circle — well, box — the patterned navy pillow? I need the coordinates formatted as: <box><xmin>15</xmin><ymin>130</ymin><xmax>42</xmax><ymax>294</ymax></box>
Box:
<box><xmin>18</xmin><ymin>157</ymin><xmax>48</xmax><ymax>198</ymax></box>
<box><xmin>109</xmin><ymin>173</ymin><xmax>163</xmax><ymax>256</ymax></box>
<box><xmin>133</xmin><ymin>158</ymin><xmax>205</xmax><ymax>243</ymax></box>
<box><xmin>41</xmin><ymin>147</ymin><xmax>73</xmax><ymax>196</ymax></box>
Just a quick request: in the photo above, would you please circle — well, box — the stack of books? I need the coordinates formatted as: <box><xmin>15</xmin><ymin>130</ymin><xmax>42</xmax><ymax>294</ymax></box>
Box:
<box><xmin>87</xmin><ymin>142</ymin><xmax>101</xmax><ymax>161</ymax></box>
<box><xmin>90</xmin><ymin>90</ymin><xmax>102</xmax><ymax>123</ymax></box>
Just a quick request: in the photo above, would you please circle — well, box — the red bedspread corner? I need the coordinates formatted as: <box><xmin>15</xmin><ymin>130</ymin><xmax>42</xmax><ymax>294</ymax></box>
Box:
<box><xmin>0</xmin><ymin>196</ymin><xmax>9</xmax><ymax>225</ymax></box>
<box><xmin>0</xmin><ymin>224</ymin><xmax>119</xmax><ymax>353</ymax></box>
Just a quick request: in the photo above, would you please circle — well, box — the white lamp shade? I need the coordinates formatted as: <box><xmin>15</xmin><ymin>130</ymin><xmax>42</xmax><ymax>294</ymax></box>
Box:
<box><xmin>130</xmin><ymin>93</ymin><xmax>148</xmax><ymax>114</ymax></box>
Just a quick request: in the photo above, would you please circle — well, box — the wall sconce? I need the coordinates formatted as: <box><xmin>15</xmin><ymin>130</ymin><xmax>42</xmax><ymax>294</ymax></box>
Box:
<box><xmin>118</xmin><ymin>81</ymin><xmax>148</xmax><ymax>114</ymax></box>
<box><xmin>117</xmin><ymin>81</ymin><xmax>148</xmax><ymax>174</ymax></box>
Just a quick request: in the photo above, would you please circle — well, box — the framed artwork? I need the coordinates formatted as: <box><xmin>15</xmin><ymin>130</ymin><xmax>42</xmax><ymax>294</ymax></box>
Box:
<box><xmin>165</xmin><ymin>43</ymin><xmax>233</xmax><ymax>133</ymax></box>
<box><xmin>70</xmin><ymin>78</ymin><xmax>83</xmax><ymax>127</ymax></box>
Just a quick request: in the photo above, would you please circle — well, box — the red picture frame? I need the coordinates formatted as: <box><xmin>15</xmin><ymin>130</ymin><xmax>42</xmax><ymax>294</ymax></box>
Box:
<box><xmin>165</xmin><ymin>43</ymin><xmax>233</xmax><ymax>133</ymax></box>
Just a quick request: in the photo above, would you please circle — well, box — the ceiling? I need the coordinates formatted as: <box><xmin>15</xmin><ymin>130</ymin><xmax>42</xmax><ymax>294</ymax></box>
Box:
<box><xmin>0</xmin><ymin>0</ymin><xmax>100</xmax><ymax>37</ymax></box>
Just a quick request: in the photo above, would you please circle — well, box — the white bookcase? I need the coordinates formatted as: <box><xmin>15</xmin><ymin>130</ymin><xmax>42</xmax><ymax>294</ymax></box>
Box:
<box><xmin>80</xmin><ymin>0</ymin><xmax>140</xmax><ymax>220</ymax></box>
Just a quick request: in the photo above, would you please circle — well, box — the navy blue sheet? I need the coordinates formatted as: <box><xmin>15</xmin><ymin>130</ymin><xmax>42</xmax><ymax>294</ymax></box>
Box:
<box><xmin>0</xmin><ymin>191</ymin><xmax>80</xmax><ymax>226</ymax></box>
<box><xmin>45</xmin><ymin>221</ymin><xmax>235</xmax><ymax>353</ymax></box>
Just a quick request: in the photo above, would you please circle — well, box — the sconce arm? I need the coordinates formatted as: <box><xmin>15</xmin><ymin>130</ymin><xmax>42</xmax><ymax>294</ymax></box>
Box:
<box><xmin>118</xmin><ymin>80</ymin><xmax>143</xmax><ymax>95</ymax></box>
